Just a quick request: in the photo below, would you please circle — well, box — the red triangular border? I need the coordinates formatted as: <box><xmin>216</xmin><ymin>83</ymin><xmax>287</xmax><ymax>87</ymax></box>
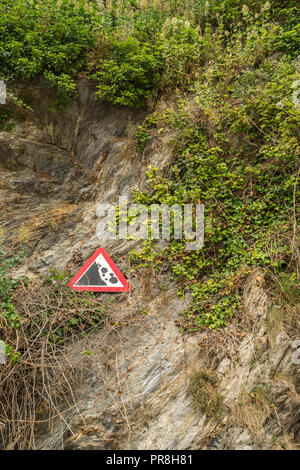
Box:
<box><xmin>68</xmin><ymin>247</ymin><xmax>129</xmax><ymax>292</ymax></box>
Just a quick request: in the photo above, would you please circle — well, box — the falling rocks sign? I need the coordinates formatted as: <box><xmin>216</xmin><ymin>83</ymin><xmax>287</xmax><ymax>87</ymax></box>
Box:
<box><xmin>68</xmin><ymin>248</ymin><xmax>129</xmax><ymax>292</ymax></box>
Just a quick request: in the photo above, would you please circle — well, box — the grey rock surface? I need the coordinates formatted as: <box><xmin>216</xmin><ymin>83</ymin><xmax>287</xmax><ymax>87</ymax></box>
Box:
<box><xmin>0</xmin><ymin>81</ymin><xmax>299</xmax><ymax>450</ymax></box>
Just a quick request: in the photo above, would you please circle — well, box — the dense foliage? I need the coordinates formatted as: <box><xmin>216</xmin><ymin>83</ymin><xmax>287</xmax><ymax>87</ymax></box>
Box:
<box><xmin>131</xmin><ymin>43</ymin><xmax>299</xmax><ymax>329</ymax></box>
<box><xmin>0</xmin><ymin>0</ymin><xmax>299</xmax><ymax>332</ymax></box>
<box><xmin>1</xmin><ymin>1</ymin><xmax>299</xmax><ymax>107</ymax></box>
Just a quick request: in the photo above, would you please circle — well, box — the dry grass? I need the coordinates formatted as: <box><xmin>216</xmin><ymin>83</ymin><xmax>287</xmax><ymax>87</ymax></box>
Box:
<box><xmin>0</xmin><ymin>276</ymin><xmax>115</xmax><ymax>449</ymax></box>
<box><xmin>233</xmin><ymin>386</ymin><xmax>273</xmax><ymax>440</ymax></box>
<box><xmin>0</xmin><ymin>196</ymin><xmax>78</xmax><ymax>257</ymax></box>
<box><xmin>26</xmin><ymin>202</ymin><xmax>76</xmax><ymax>234</ymax></box>
<box><xmin>266</xmin><ymin>305</ymin><xmax>284</xmax><ymax>346</ymax></box>
<box><xmin>0</xmin><ymin>254</ymin><xmax>167</xmax><ymax>450</ymax></box>
<box><xmin>270</xmin><ymin>375</ymin><xmax>300</xmax><ymax>444</ymax></box>
<box><xmin>188</xmin><ymin>369</ymin><xmax>224</xmax><ymax>419</ymax></box>
<box><xmin>271</xmin><ymin>433</ymin><xmax>299</xmax><ymax>450</ymax></box>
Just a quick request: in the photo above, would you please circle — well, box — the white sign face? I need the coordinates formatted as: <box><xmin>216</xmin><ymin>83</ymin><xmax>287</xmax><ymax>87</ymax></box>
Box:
<box><xmin>0</xmin><ymin>81</ymin><xmax>6</xmax><ymax>104</ymax></box>
<box><xmin>74</xmin><ymin>253</ymin><xmax>123</xmax><ymax>288</ymax></box>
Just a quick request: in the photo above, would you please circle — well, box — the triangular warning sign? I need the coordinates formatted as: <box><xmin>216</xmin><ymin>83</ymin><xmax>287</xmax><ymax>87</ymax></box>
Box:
<box><xmin>68</xmin><ymin>248</ymin><xmax>129</xmax><ymax>292</ymax></box>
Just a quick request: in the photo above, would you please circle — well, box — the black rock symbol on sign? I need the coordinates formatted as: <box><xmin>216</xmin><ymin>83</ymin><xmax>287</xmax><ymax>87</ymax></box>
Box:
<box><xmin>75</xmin><ymin>261</ymin><xmax>119</xmax><ymax>286</ymax></box>
<box><xmin>98</xmin><ymin>264</ymin><xmax>118</xmax><ymax>285</ymax></box>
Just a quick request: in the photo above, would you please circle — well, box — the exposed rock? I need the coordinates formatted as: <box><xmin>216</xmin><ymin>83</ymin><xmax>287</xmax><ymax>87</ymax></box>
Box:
<box><xmin>33</xmin><ymin>276</ymin><xmax>299</xmax><ymax>450</ymax></box>
<box><xmin>1</xmin><ymin>82</ymin><xmax>299</xmax><ymax>450</ymax></box>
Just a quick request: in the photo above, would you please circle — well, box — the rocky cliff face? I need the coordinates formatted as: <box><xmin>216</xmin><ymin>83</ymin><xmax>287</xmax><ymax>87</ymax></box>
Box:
<box><xmin>1</xmin><ymin>82</ymin><xmax>299</xmax><ymax>450</ymax></box>
<box><xmin>32</xmin><ymin>272</ymin><xmax>299</xmax><ymax>450</ymax></box>
<box><xmin>0</xmin><ymin>79</ymin><xmax>148</xmax><ymax>273</ymax></box>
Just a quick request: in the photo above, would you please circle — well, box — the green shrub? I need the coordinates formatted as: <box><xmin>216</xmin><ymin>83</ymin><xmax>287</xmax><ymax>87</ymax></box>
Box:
<box><xmin>0</xmin><ymin>0</ymin><xmax>98</xmax><ymax>103</ymax></box>
<box><xmin>130</xmin><ymin>26</ymin><xmax>300</xmax><ymax>331</ymax></box>
<box><xmin>93</xmin><ymin>37</ymin><xmax>162</xmax><ymax>107</ymax></box>
<box><xmin>1</xmin><ymin>0</ymin><xmax>299</xmax><ymax>107</ymax></box>
<box><xmin>188</xmin><ymin>370</ymin><xmax>224</xmax><ymax>418</ymax></box>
